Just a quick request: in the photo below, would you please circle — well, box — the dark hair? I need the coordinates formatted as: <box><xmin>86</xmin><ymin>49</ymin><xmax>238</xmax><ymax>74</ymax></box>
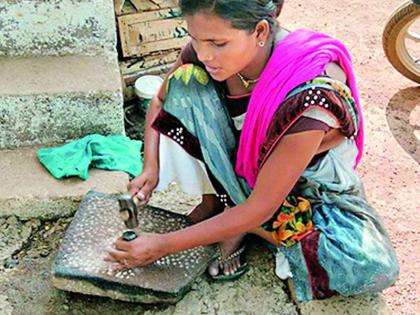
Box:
<box><xmin>179</xmin><ymin>0</ymin><xmax>284</xmax><ymax>33</ymax></box>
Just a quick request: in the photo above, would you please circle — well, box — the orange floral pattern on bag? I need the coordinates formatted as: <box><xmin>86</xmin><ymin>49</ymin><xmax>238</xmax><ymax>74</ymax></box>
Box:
<box><xmin>261</xmin><ymin>195</ymin><xmax>314</xmax><ymax>247</ymax></box>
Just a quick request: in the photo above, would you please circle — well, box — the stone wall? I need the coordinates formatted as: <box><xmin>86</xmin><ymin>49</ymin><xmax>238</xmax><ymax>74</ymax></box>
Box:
<box><xmin>0</xmin><ymin>0</ymin><xmax>117</xmax><ymax>57</ymax></box>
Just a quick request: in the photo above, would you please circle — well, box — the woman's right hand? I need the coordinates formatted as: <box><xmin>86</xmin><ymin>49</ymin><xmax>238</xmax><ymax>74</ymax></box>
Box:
<box><xmin>128</xmin><ymin>167</ymin><xmax>159</xmax><ymax>205</ymax></box>
<box><xmin>128</xmin><ymin>47</ymin><xmax>183</xmax><ymax>205</ymax></box>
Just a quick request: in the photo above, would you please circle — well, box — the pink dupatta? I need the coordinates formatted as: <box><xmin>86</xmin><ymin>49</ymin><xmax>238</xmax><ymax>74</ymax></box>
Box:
<box><xmin>235</xmin><ymin>29</ymin><xmax>364</xmax><ymax>188</ymax></box>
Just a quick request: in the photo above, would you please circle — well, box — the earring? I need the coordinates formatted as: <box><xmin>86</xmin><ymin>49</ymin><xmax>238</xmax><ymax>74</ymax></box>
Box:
<box><xmin>259</xmin><ymin>41</ymin><xmax>265</xmax><ymax>47</ymax></box>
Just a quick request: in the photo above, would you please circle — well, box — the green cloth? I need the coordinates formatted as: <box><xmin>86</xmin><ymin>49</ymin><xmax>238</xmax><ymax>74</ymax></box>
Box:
<box><xmin>38</xmin><ymin>134</ymin><xmax>143</xmax><ymax>180</ymax></box>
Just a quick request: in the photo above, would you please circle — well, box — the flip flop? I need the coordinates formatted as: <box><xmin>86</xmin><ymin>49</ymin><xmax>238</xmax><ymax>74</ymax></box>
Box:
<box><xmin>209</xmin><ymin>245</ymin><xmax>249</xmax><ymax>281</ymax></box>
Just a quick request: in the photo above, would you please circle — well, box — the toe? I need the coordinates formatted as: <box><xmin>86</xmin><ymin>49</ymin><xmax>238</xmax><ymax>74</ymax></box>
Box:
<box><xmin>208</xmin><ymin>260</ymin><xmax>220</xmax><ymax>276</ymax></box>
<box><xmin>228</xmin><ymin>261</ymin><xmax>236</xmax><ymax>275</ymax></box>
<box><xmin>229</xmin><ymin>261</ymin><xmax>235</xmax><ymax>275</ymax></box>
<box><xmin>223</xmin><ymin>263</ymin><xmax>229</xmax><ymax>275</ymax></box>
<box><xmin>234</xmin><ymin>258</ymin><xmax>241</xmax><ymax>270</ymax></box>
<box><xmin>231</xmin><ymin>260</ymin><xmax>238</xmax><ymax>274</ymax></box>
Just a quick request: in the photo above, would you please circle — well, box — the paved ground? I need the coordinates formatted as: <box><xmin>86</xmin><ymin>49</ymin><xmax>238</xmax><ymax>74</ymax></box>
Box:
<box><xmin>0</xmin><ymin>0</ymin><xmax>419</xmax><ymax>314</ymax></box>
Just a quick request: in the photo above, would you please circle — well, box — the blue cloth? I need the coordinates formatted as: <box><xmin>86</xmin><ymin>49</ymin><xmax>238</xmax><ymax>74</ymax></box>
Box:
<box><xmin>161</xmin><ymin>65</ymin><xmax>399</xmax><ymax>302</ymax></box>
<box><xmin>282</xmin><ymin>142</ymin><xmax>400</xmax><ymax>301</ymax></box>
<box><xmin>38</xmin><ymin>134</ymin><xmax>143</xmax><ymax>180</ymax></box>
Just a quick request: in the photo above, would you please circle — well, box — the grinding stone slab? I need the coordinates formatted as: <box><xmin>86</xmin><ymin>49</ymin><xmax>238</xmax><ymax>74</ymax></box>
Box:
<box><xmin>52</xmin><ymin>191</ymin><xmax>216</xmax><ymax>304</ymax></box>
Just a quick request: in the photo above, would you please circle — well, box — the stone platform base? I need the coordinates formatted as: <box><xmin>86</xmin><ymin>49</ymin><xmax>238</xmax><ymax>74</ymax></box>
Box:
<box><xmin>0</xmin><ymin>147</ymin><xmax>129</xmax><ymax>219</ymax></box>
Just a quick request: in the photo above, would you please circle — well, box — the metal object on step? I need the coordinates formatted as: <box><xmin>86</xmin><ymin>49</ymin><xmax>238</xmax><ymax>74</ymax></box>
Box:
<box><xmin>51</xmin><ymin>191</ymin><xmax>216</xmax><ymax>304</ymax></box>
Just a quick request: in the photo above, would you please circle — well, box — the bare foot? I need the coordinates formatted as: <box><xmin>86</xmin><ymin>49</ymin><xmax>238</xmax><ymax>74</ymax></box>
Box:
<box><xmin>188</xmin><ymin>194</ymin><xmax>223</xmax><ymax>223</ymax></box>
<box><xmin>208</xmin><ymin>234</ymin><xmax>246</xmax><ymax>277</ymax></box>
<box><xmin>189</xmin><ymin>196</ymin><xmax>247</xmax><ymax>277</ymax></box>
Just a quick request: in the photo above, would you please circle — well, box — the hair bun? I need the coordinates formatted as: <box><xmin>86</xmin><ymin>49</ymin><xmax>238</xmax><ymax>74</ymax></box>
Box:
<box><xmin>272</xmin><ymin>0</ymin><xmax>284</xmax><ymax>17</ymax></box>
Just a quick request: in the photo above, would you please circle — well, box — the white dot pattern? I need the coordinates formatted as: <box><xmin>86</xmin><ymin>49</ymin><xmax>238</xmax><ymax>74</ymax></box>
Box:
<box><xmin>167</xmin><ymin>127</ymin><xmax>185</xmax><ymax>146</ymax></box>
<box><xmin>216</xmin><ymin>194</ymin><xmax>229</xmax><ymax>207</ymax></box>
<box><xmin>302</xmin><ymin>89</ymin><xmax>333</xmax><ymax>110</ymax></box>
<box><xmin>303</xmin><ymin>89</ymin><xmax>357</xmax><ymax>139</ymax></box>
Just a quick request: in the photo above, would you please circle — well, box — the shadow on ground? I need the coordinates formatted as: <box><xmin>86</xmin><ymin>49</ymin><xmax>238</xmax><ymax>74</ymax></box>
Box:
<box><xmin>386</xmin><ymin>86</ymin><xmax>420</xmax><ymax>164</ymax></box>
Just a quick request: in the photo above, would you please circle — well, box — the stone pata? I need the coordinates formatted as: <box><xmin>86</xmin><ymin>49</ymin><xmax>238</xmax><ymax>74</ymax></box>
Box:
<box><xmin>51</xmin><ymin>191</ymin><xmax>216</xmax><ymax>303</ymax></box>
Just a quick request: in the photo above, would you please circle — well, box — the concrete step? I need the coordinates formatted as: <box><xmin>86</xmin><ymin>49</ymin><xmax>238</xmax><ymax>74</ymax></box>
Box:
<box><xmin>0</xmin><ymin>55</ymin><xmax>125</xmax><ymax>149</ymax></box>
<box><xmin>0</xmin><ymin>0</ymin><xmax>117</xmax><ymax>57</ymax></box>
<box><xmin>0</xmin><ymin>147</ymin><xmax>129</xmax><ymax>220</ymax></box>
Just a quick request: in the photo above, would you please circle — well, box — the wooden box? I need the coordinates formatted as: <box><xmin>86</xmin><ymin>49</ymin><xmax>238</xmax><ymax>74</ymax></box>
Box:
<box><xmin>120</xmin><ymin>49</ymin><xmax>180</xmax><ymax>78</ymax></box>
<box><xmin>117</xmin><ymin>7</ymin><xmax>189</xmax><ymax>58</ymax></box>
<box><xmin>114</xmin><ymin>0</ymin><xmax>179</xmax><ymax>16</ymax></box>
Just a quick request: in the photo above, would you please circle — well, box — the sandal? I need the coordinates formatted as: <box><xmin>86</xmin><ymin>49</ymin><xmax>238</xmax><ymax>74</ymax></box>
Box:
<box><xmin>209</xmin><ymin>245</ymin><xmax>249</xmax><ymax>281</ymax></box>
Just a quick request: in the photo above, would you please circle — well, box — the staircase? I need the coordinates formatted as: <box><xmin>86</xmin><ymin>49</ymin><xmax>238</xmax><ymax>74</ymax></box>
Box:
<box><xmin>0</xmin><ymin>0</ymin><xmax>129</xmax><ymax>219</ymax></box>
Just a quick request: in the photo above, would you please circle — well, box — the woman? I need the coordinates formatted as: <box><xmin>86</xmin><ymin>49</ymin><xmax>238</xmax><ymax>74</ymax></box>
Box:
<box><xmin>106</xmin><ymin>0</ymin><xmax>399</xmax><ymax>302</ymax></box>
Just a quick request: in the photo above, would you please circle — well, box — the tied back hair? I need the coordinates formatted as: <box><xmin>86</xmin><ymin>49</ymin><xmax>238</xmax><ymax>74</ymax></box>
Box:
<box><xmin>179</xmin><ymin>0</ymin><xmax>285</xmax><ymax>34</ymax></box>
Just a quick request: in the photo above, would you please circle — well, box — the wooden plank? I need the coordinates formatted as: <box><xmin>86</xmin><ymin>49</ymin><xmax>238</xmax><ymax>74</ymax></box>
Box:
<box><xmin>152</xmin><ymin>0</ymin><xmax>178</xmax><ymax>7</ymax></box>
<box><xmin>129</xmin><ymin>0</ymin><xmax>158</xmax><ymax>12</ymax></box>
<box><xmin>119</xmin><ymin>0</ymin><xmax>137</xmax><ymax>16</ymax></box>
<box><xmin>129</xmin><ymin>0</ymin><xmax>178</xmax><ymax>12</ymax></box>
<box><xmin>118</xmin><ymin>10</ymin><xmax>189</xmax><ymax>58</ymax></box>
<box><xmin>114</xmin><ymin>0</ymin><xmax>125</xmax><ymax>15</ymax></box>
<box><xmin>118</xmin><ymin>16</ymin><xmax>131</xmax><ymax>58</ymax></box>
<box><xmin>131</xmin><ymin>19</ymin><xmax>188</xmax><ymax>44</ymax></box>
<box><xmin>122</xmin><ymin>8</ymin><xmax>181</xmax><ymax>23</ymax></box>
<box><xmin>136</xmin><ymin>37</ymin><xmax>189</xmax><ymax>57</ymax></box>
<box><xmin>120</xmin><ymin>50</ymin><xmax>180</xmax><ymax>76</ymax></box>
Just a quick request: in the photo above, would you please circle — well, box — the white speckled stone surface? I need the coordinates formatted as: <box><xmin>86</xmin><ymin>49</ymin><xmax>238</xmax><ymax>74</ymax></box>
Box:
<box><xmin>0</xmin><ymin>0</ymin><xmax>117</xmax><ymax>57</ymax></box>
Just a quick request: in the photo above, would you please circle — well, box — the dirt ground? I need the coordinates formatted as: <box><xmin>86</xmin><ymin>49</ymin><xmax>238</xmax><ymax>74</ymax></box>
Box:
<box><xmin>283</xmin><ymin>1</ymin><xmax>420</xmax><ymax>314</ymax></box>
<box><xmin>1</xmin><ymin>0</ymin><xmax>419</xmax><ymax>314</ymax></box>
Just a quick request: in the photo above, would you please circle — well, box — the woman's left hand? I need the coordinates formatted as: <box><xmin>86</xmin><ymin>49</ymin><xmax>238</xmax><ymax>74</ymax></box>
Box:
<box><xmin>104</xmin><ymin>233</ymin><xmax>168</xmax><ymax>270</ymax></box>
